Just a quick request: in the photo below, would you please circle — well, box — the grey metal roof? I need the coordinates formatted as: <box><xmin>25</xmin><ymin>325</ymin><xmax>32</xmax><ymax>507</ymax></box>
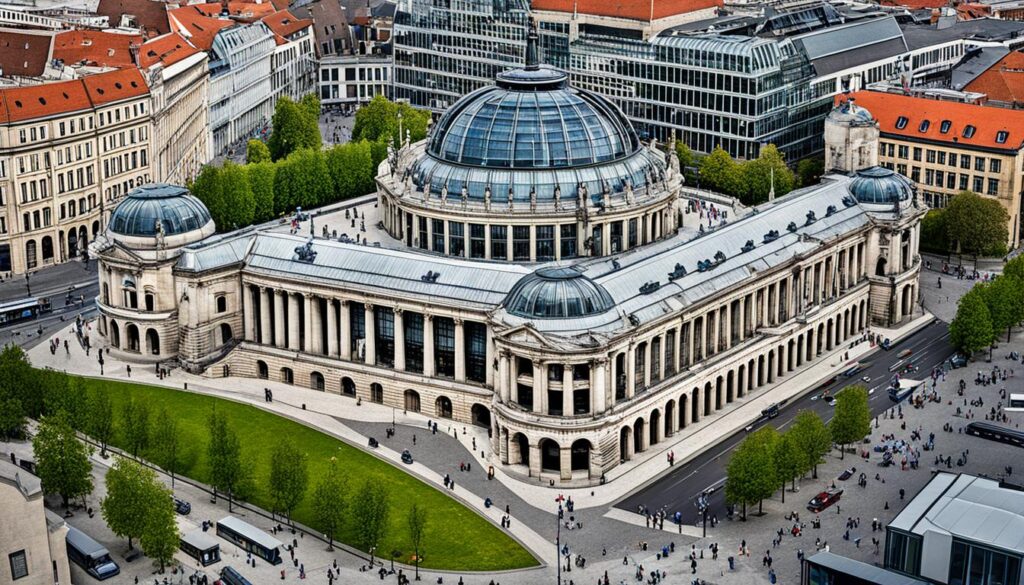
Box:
<box><xmin>795</xmin><ymin>16</ymin><xmax>908</xmax><ymax>77</ymax></box>
<box><xmin>0</xmin><ymin>459</ymin><xmax>40</xmax><ymax>499</ymax></box>
<box><xmin>177</xmin><ymin>232</ymin><xmax>255</xmax><ymax>272</ymax></box>
<box><xmin>181</xmin><ymin>529</ymin><xmax>220</xmax><ymax>550</ymax></box>
<box><xmin>217</xmin><ymin>517</ymin><xmax>282</xmax><ymax>550</ymax></box>
<box><xmin>900</xmin><ymin>18</ymin><xmax>1024</xmax><ymax>51</ymax></box>
<box><xmin>951</xmin><ymin>46</ymin><xmax>1010</xmax><ymax>91</ymax></box>
<box><xmin>805</xmin><ymin>551</ymin><xmax>931</xmax><ymax>585</ymax></box>
<box><xmin>889</xmin><ymin>473</ymin><xmax>1024</xmax><ymax>554</ymax></box>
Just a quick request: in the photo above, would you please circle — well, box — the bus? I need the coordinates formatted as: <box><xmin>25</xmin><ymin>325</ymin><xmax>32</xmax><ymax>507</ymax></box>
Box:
<box><xmin>180</xmin><ymin>530</ymin><xmax>220</xmax><ymax>567</ymax></box>
<box><xmin>216</xmin><ymin>517</ymin><xmax>282</xmax><ymax>565</ymax></box>
<box><xmin>1007</xmin><ymin>394</ymin><xmax>1024</xmax><ymax>412</ymax></box>
<box><xmin>0</xmin><ymin>297</ymin><xmax>51</xmax><ymax>326</ymax></box>
<box><xmin>888</xmin><ymin>381</ymin><xmax>919</xmax><ymax>403</ymax></box>
<box><xmin>965</xmin><ymin>422</ymin><xmax>1024</xmax><ymax>448</ymax></box>
<box><xmin>66</xmin><ymin>526</ymin><xmax>120</xmax><ymax>580</ymax></box>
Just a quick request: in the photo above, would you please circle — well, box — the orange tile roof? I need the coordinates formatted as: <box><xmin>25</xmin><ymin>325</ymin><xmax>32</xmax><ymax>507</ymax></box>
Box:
<box><xmin>138</xmin><ymin>31</ymin><xmax>202</xmax><ymax>68</ymax></box>
<box><xmin>168</xmin><ymin>5</ymin><xmax>234</xmax><ymax>50</ymax></box>
<box><xmin>841</xmin><ymin>90</ymin><xmax>1024</xmax><ymax>152</ymax></box>
<box><xmin>879</xmin><ymin>0</ymin><xmax>947</xmax><ymax>9</ymax></box>
<box><xmin>95</xmin><ymin>0</ymin><xmax>171</xmax><ymax>36</ymax></box>
<box><xmin>530</xmin><ymin>0</ymin><xmax>722</xmax><ymax>21</ymax></box>
<box><xmin>0</xmin><ymin>68</ymin><xmax>149</xmax><ymax>124</ymax></box>
<box><xmin>0</xmin><ymin>29</ymin><xmax>55</xmax><ymax>78</ymax></box>
<box><xmin>53</xmin><ymin>30</ymin><xmax>143</xmax><ymax>68</ymax></box>
<box><xmin>261</xmin><ymin>9</ymin><xmax>312</xmax><ymax>40</ymax></box>
<box><xmin>964</xmin><ymin>51</ymin><xmax>1024</xmax><ymax>105</ymax></box>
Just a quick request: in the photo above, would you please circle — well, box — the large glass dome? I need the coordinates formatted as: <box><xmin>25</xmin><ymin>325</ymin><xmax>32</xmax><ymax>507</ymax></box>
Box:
<box><xmin>848</xmin><ymin>166</ymin><xmax>913</xmax><ymax>205</ymax></box>
<box><xmin>505</xmin><ymin>266</ymin><xmax>615</xmax><ymax>319</ymax></box>
<box><xmin>108</xmin><ymin>184</ymin><xmax>213</xmax><ymax>237</ymax></box>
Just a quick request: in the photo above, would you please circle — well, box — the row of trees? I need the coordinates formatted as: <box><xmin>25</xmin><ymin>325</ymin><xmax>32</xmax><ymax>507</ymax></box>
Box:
<box><xmin>949</xmin><ymin>255</ymin><xmax>1024</xmax><ymax>356</ymax></box>
<box><xmin>920</xmin><ymin>191</ymin><xmax>1010</xmax><ymax>259</ymax></box>
<box><xmin>675</xmin><ymin>144</ymin><xmax>822</xmax><ymax>206</ymax></box>
<box><xmin>725</xmin><ymin>388</ymin><xmax>871</xmax><ymax>518</ymax></box>
<box><xmin>190</xmin><ymin>94</ymin><xmax>430</xmax><ymax>232</ymax></box>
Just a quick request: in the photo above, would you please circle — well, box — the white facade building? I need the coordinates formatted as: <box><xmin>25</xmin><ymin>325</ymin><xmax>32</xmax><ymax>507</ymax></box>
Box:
<box><xmin>208</xmin><ymin>23</ymin><xmax>276</xmax><ymax>155</ymax></box>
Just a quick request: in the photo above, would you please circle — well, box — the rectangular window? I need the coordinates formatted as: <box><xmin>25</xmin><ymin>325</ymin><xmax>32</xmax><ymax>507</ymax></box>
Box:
<box><xmin>898</xmin><ymin>145</ymin><xmax>909</xmax><ymax>159</ymax></box>
<box><xmin>8</xmin><ymin>550</ymin><xmax>27</xmax><ymax>580</ymax></box>
<box><xmin>469</xmin><ymin>224</ymin><xmax>485</xmax><ymax>258</ymax></box>
<box><xmin>990</xmin><ymin>158</ymin><xmax>1002</xmax><ymax>173</ymax></box>
<box><xmin>912</xmin><ymin>147</ymin><xmax>922</xmax><ymax>161</ymax></box>
<box><xmin>961</xmin><ymin>155</ymin><xmax>971</xmax><ymax>169</ymax></box>
<box><xmin>949</xmin><ymin>153</ymin><xmax>957</xmax><ymax>167</ymax></box>
<box><xmin>946</xmin><ymin>173</ymin><xmax>956</xmax><ymax>190</ymax></box>
<box><xmin>560</xmin><ymin>224</ymin><xmax>577</xmax><ymax>259</ymax></box>
<box><xmin>404</xmin><ymin>312</ymin><xmax>423</xmax><ymax>373</ymax></box>
<box><xmin>374</xmin><ymin>306</ymin><xmax>394</xmax><ymax>368</ymax></box>
<box><xmin>973</xmin><ymin>176</ymin><xmax>984</xmax><ymax>193</ymax></box>
<box><xmin>418</xmin><ymin>216</ymin><xmax>427</xmax><ymax>249</ymax></box>
<box><xmin>987</xmin><ymin>178</ymin><xmax>999</xmax><ymax>195</ymax></box>
<box><xmin>490</xmin><ymin>225</ymin><xmax>507</xmax><ymax>260</ymax></box>
<box><xmin>432</xmin><ymin>218</ymin><xmax>445</xmax><ymax>253</ymax></box>
<box><xmin>960</xmin><ymin>174</ymin><xmax>969</xmax><ymax>191</ymax></box>
<box><xmin>536</xmin><ymin>225</ymin><xmax>554</xmax><ymax>261</ymax></box>
<box><xmin>926</xmin><ymin>149</ymin><xmax>937</xmax><ymax>163</ymax></box>
<box><xmin>628</xmin><ymin>218</ymin><xmax>639</xmax><ymax>249</ymax></box>
<box><xmin>975</xmin><ymin>156</ymin><xmax>986</xmax><ymax>172</ymax></box>
<box><xmin>465</xmin><ymin>321</ymin><xmax>487</xmax><ymax>383</ymax></box>
<box><xmin>512</xmin><ymin>226</ymin><xmax>530</xmax><ymax>261</ymax></box>
<box><xmin>610</xmin><ymin>220</ymin><xmax>623</xmax><ymax>253</ymax></box>
<box><xmin>448</xmin><ymin>221</ymin><xmax>464</xmax><ymax>257</ymax></box>
<box><xmin>938</xmin><ymin>151</ymin><xmax>946</xmax><ymax>165</ymax></box>
<box><xmin>434</xmin><ymin>316</ymin><xmax>455</xmax><ymax>378</ymax></box>
<box><xmin>350</xmin><ymin>302</ymin><xmax>365</xmax><ymax>358</ymax></box>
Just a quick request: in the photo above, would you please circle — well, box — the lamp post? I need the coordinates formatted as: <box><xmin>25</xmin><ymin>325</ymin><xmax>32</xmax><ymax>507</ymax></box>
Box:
<box><xmin>556</xmin><ymin>503</ymin><xmax>563</xmax><ymax>585</ymax></box>
<box><xmin>696</xmin><ymin>487</ymin><xmax>715</xmax><ymax>538</ymax></box>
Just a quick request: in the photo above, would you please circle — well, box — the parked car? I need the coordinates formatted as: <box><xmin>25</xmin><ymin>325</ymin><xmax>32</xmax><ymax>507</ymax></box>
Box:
<box><xmin>950</xmin><ymin>354</ymin><xmax>968</xmax><ymax>369</ymax></box>
<box><xmin>837</xmin><ymin>468</ymin><xmax>855</xmax><ymax>481</ymax></box>
<box><xmin>173</xmin><ymin>497</ymin><xmax>191</xmax><ymax>515</ymax></box>
<box><xmin>401</xmin><ymin>450</ymin><xmax>414</xmax><ymax>464</ymax></box>
<box><xmin>807</xmin><ymin>489</ymin><xmax>843</xmax><ymax>512</ymax></box>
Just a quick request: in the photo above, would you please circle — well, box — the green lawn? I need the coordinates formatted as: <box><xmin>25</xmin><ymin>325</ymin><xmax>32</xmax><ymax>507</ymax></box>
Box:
<box><xmin>80</xmin><ymin>377</ymin><xmax>537</xmax><ymax>571</ymax></box>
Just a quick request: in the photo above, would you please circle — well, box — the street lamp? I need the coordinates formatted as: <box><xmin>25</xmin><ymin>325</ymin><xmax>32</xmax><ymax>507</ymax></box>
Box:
<box><xmin>695</xmin><ymin>487</ymin><xmax>715</xmax><ymax>538</ymax></box>
<box><xmin>556</xmin><ymin>503</ymin><xmax>564</xmax><ymax>585</ymax></box>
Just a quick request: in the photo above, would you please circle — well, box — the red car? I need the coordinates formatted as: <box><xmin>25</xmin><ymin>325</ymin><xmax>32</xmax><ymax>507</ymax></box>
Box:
<box><xmin>807</xmin><ymin>489</ymin><xmax>843</xmax><ymax>512</ymax></box>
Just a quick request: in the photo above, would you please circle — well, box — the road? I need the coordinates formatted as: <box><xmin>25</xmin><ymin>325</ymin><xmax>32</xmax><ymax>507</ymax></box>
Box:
<box><xmin>615</xmin><ymin>320</ymin><xmax>955</xmax><ymax>526</ymax></box>
<box><xmin>0</xmin><ymin>279</ymin><xmax>98</xmax><ymax>349</ymax></box>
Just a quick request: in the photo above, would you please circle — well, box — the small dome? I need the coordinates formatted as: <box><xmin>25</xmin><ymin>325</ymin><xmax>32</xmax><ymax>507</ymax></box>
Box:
<box><xmin>109</xmin><ymin>184</ymin><xmax>214</xmax><ymax>237</ymax></box>
<box><xmin>828</xmin><ymin>98</ymin><xmax>874</xmax><ymax>126</ymax></box>
<box><xmin>848</xmin><ymin>166</ymin><xmax>914</xmax><ymax>205</ymax></box>
<box><xmin>505</xmin><ymin>266</ymin><xmax>615</xmax><ymax>319</ymax></box>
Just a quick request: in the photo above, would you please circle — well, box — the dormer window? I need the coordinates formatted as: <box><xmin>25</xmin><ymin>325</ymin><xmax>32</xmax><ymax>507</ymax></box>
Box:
<box><xmin>895</xmin><ymin>116</ymin><xmax>908</xmax><ymax>130</ymax></box>
<box><xmin>940</xmin><ymin>120</ymin><xmax>952</xmax><ymax>134</ymax></box>
<box><xmin>963</xmin><ymin>125</ymin><xmax>976</xmax><ymax>139</ymax></box>
<box><xmin>918</xmin><ymin>120</ymin><xmax>930</xmax><ymax>132</ymax></box>
<box><xmin>996</xmin><ymin>131</ymin><xmax>1009</xmax><ymax>144</ymax></box>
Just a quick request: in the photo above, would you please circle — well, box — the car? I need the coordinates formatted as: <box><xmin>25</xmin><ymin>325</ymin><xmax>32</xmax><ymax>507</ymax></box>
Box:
<box><xmin>401</xmin><ymin>450</ymin><xmax>413</xmax><ymax>464</ymax></box>
<box><xmin>861</xmin><ymin>376</ymin><xmax>871</xmax><ymax>383</ymax></box>
<box><xmin>837</xmin><ymin>468</ymin><xmax>855</xmax><ymax>481</ymax></box>
<box><xmin>950</xmin><ymin>354</ymin><xmax>968</xmax><ymax>369</ymax></box>
<box><xmin>173</xmin><ymin>497</ymin><xmax>191</xmax><ymax>515</ymax></box>
<box><xmin>807</xmin><ymin>489</ymin><xmax>843</xmax><ymax>512</ymax></box>
<box><xmin>761</xmin><ymin>404</ymin><xmax>780</xmax><ymax>419</ymax></box>
<box><xmin>828</xmin><ymin>398</ymin><xmax>837</xmax><ymax>407</ymax></box>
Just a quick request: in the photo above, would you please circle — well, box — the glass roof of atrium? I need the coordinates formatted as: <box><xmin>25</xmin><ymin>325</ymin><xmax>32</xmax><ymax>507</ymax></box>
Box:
<box><xmin>504</xmin><ymin>266</ymin><xmax>615</xmax><ymax>319</ymax></box>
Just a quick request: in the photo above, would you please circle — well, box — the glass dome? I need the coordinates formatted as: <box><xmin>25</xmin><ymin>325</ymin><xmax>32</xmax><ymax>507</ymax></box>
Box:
<box><xmin>848</xmin><ymin>166</ymin><xmax>913</xmax><ymax>205</ymax></box>
<box><xmin>108</xmin><ymin>184</ymin><xmax>213</xmax><ymax>237</ymax></box>
<box><xmin>505</xmin><ymin>266</ymin><xmax>615</xmax><ymax>319</ymax></box>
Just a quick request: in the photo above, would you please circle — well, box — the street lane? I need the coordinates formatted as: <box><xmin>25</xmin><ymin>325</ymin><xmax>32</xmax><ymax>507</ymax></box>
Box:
<box><xmin>615</xmin><ymin>320</ymin><xmax>954</xmax><ymax>525</ymax></box>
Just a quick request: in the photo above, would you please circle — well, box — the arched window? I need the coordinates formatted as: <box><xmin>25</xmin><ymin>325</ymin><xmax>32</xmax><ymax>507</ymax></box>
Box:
<box><xmin>257</xmin><ymin>360</ymin><xmax>268</xmax><ymax>379</ymax></box>
<box><xmin>146</xmin><ymin>328</ymin><xmax>160</xmax><ymax>355</ymax></box>
<box><xmin>126</xmin><ymin>324</ymin><xmax>140</xmax><ymax>352</ymax></box>
<box><xmin>25</xmin><ymin>240</ymin><xmax>37</xmax><ymax>270</ymax></box>
<box><xmin>102</xmin><ymin>282</ymin><xmax>109</xmax><ymax>304</ymax></box>
<box><xmin>311</xmin><ymin>371</ymin><xmax>325</xmax><ymax>391</ymax></box>
<box><xmin>370</xmin><ymin>383</ymin><xmax>383</xmax><ymax>403</ymax></box>
<box><xmin>219</xmin><ymin>323</ymin><xmax>233</xmax><ymax>346</ymax></box>
<box><xmin>280</xmin><ymin>367</ymin><xmax>293</xmax><ymax>384</ymax></box>
<box><xmin>109</xmin><ymin>320</ymin><xmax>120</xmax><ymax>348</ymax></box>
<box><xmin>216</xmin><ymin>295</ymin><xmax>227</xmax><ymax>313</ymax></box>
<box><xmin>144</xmin><ymin>292</ymin><xmax>155</xmax><ymax>312</ymax></box>
<box><xmin>41</xmin><ymin>236</ymin><xmax>53</xmax><ymax>261</ymax></box>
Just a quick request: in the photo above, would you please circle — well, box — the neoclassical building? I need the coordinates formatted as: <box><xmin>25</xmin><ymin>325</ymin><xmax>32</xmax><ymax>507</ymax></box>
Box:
<box><xmin>92</xmin><ymin>37</ymin><xmax>924</xmax><ymax>485</ymax></box>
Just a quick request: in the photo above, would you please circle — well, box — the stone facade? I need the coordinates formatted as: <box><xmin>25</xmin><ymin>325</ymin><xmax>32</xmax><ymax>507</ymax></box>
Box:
<box><xmin>0</xmin><ymin>460</ymin><xmax>71</xmax><ymax>585</ymax></box>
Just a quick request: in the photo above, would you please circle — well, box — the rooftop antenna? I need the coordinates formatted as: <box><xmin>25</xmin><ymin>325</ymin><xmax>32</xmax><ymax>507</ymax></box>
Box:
<box><xmin>525</xmin><ymin>17</ymin><xmax>539</xmax><ymax>71</ymax></box>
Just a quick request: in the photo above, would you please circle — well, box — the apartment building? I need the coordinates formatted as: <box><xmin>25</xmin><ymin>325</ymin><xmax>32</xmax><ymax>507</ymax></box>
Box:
<box><xmin>0</xmin><ymin>459</ymin><xmax>71</xmax><ymax>585</ymax></box>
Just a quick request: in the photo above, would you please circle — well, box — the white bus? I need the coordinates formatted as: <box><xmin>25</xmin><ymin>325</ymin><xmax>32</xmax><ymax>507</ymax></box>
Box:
<box><xmin>1007</xmin><ymin>393</ymin><xmax>1024</xmax><ymax>412</ymax></box>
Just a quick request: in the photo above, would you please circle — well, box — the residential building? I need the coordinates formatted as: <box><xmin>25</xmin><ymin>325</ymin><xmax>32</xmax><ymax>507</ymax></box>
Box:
<box><xmin>843</xmin><ymin>90</ymin><xmax>1024</xmax><ymax>248</ymax></box>
<box><xmin>261</xmin><ymin>9</ymin><xmax>317</xmax><ymax>103</ymax></box>
<box><xmin>92</xmin><ymin>45</ymin><xmax>923</xmax><ymax>485</ymax></box>
<box><xmin>95</xmin><ymin>0</ymin><xmax>171</xmax><ymax>37</ymax></box>
<box><xmin>0</xmin><ymin>459</ymin><xmax>72</xmax><ymax>585</ymax></box>
<box><xmin>964</xmin><ymin>49</ymin><xmax>1024</xmax><ymax>108</ymax></box>
<box><xmin>803</xmin><ymin>473</ymin><xmax>1024</xmax><ymax>585</ymax></box>
<box><xmin>0</xmin><ymin>68</ymin><xmax>152</xmax><ymax>274</ymax></box>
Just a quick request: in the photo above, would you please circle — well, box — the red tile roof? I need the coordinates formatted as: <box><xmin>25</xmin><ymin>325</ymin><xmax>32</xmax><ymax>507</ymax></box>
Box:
<box><xmin>53</xmin><ymin>30</ymin><xmax>142</xmax><ymax>68</ymax></box>
<box><xmin>138</xmin><ymin>32</ymin><xmax>201</xmax><ymax>68</ymax></box>
<box><xmin>95</xmin><ymin>0</ymin><xmax>171</xmax><ymax>37</ymax></box>
<box><xmin>0</xmin><ymin>29</ymin><xmax>55</xmax><ymax>78</ymax></box>
<box><xmin>879</xmin><ymin>0</ymin><xmax>947</xmax><ymax>9</ymax></box>
<box><xmin>530</xmin><ymin>0</ymin><xmax>722</xmax><ymax>21</ymax></box>
<box><xmin>168</xmin><ymin>5</ymin><xmax>234</xmax><ymax>50</ymax></box>
<box><xmin>0</xmin><ymin>68</ymin><xmax>149</xmax><ymax>124</ymax></box>
<box><xmin>841</xmin><ymin>90</ymin><xmax>1024</xmax><ymax>151</ymax></box>
<box><xmin>964</xmin><ymin>51</ymin><xmax>1024</xmax><ymax>106</ymax></box>
<box><xmin>261</xmin><ymin>9</ymin><xmax>312</xmax><ymax>40</ymax></box>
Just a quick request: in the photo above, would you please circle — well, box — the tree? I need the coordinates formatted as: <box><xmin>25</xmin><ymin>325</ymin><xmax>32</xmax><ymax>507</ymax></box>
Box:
<box><xmin>983</xmin><ymin>275</ymin><xmax>1023</xmax><ymax>342</ymax></box>
<box><xmin>218</xmin><ymin>162</ymin><xmax>256</xmax><ymax>231</ymax></box>
<box><xmin>273</xmin><ymin>148</ymin><xmax>334</xmax><ymax>213</ymax></box>
<box><xmin>945</xmin><ymin>191</ymin><xmax>1009</xmax><ymax>259</ymax></box>
<box><xmin>353</xmin><ymin>478</ymin><xmax>390</xmax><ymax>565</ymax></box>
<box><xmin>830</xmin><ymin>386</ymin><xmax>871</xmax><ymax>460</ymax></box>
<box><xmin>248</xmin><ymin>161</ymin><xmax>277</xmax><ymax>223</ymax></box>
<box><xmin>790</xmin><ymin>410</ymin><xmax>831</xmax><ymax>479</ymax></box>
<box><xmin>0</xmin><ymin>345</ymin><xmax>40</xmax><ymax>421</ymax></box>
<box><xmin>33</xmin><ymin>413</ymin><xmax>93</xmax><ymax>510</ymax></box>
<box><xmin>207</xmin><ymin>408</ymin><xmax>248</xmax><ymax>512</ymax></box>
<box><xmin>326</xmin><ymin>141</ymin><xmax>375</xmax><ymax>200</ymax></box>
<box><xmin>269</xmin><ymin>439</ymin><xmax>308</xmax><ymax>525</ymax></box>
<box><xmin>246</xmin><ymin>139</ymin><xmax>271</xmax><ymax>164</ymax></box>
<box><xmin>920</xmin><ymin>209</ymin><xmax>949</xmax><ymax>255</ymax></box>
<box><xmin>44</xmin><ymin>372</ymin><xmax>87</xmax><ymax>430</ymax></box>
<box><xmin>1004</xmin><ymin>255</ymin><xmax>1024</xmax><ymax>282</ymax></box>
<box><xmin>101</xmin><ymin>457</ymin><xmax>154</xmax><ymax>550</ymax></box>
<box><xmin>698</xmin><ymin>146</ymin><xmax>742</xmax><ymax>197</ymax></box>
<box><xmin>190</xmin><ymin>165</ymin><xmax>225</xmax><ymax>229</ymax></box>
<box><xmin>312</xmin><ymin>457</ymin><xmax>348</xmax><ymax>550</ymax></box>
<box><xmin>151</xmin><ymin>408</ymin><xmax>182</xmax><ymax>489</ymax></box>
<box><xmin>724</xmin><ymin>427</ymin><xmax>777</xmax><ymax>519</ymax></box>
<box><xmin>139</xmin><ymin>481</ymin><xmax>179</xmax><ymax>573</ymax></box>
<box><xmin>774</xmin><ymin>430</ymin><xmax>802</xmax><ymax>503</ymax></box>
<box><xmin>0</xmin><ymin>396</ymin><xmax>24</xmax><ymax>440</ymax></box>
<box><xmin>796</xmin><ymin>157</ymin><xmax>824</xmax><ymax>187</ymax></box>
<box><xmin>268</xmin><ymin>96</ymin><xmax>320</xmax><ymax>161</ymax></box>
<box><xmin>950</xmin><ymin>286</ymin><xmax>995</xmax><ymax>356</ymax></box>
<box><xmin>87</xmin><ymin>388</ymin><xmax>114</xmax><ymax>457</ymax></box>
<box><xmin>353</xmin><ymin>95</ymin><xmax>430</xmax><ymax>147</ymax></box>
<box><xmin>121</xmin><ymin>396</ymin><xmax>150</xmax><ymax>458</ymax></box>
<box><xmin>407</xmin><ymin>503</ymin><xmax>428</xmax><ymax>581</ymax></box>
<box><xmin>299</xmin><ymin>93</ymin><xmax>322</xmax><ymax>126</ymax></box>
<box><xmin>740</xmin><ymin>144</ymin><xmax>795</xmax><ymax>205</ymax></box>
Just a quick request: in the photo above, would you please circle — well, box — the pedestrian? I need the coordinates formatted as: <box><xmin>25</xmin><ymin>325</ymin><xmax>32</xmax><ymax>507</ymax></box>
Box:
<box><xmin>126</xmin><ymin>364</ymin><xmax>131</xmax><ymax>377</ymax></box>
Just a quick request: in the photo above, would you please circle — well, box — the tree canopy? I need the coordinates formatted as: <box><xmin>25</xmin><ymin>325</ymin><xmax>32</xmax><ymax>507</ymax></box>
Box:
<box><xmin>312</xmin><ymin>456</ymin><xmax>348</xmax><ymax>550</ymax></box>
<box><xmin>740</xmin><ymin>144</ymin><xmax>795</xmax><ymax>205</ymax></box>
<box><xmin>920</xmin><ymin>209</ymin><xmax>950</xmax><ymax>255</ymax></box>
<box><xmin>945</xmin><ymin>191</ymin><xmax>1009</xmax><ymax>258</ymax></box>
<box><xmin>950</xmin><ymin>285</ymin><xmax>995</xmax><ymax>356</ymax></box>
<box><xmin>790</xmin><ymin>410</ymin><xmax>831</xmax><ymax>479</ymax></box>
<box><xmin>268</xmin><ymin>96</ymin><xmax>321</xmax><ymax>161</ymax></box>
<box><xmin>101</xmin><ymin>457</ymin><xmax>156</xmax><ymax>550</ymax></box>
<box><xmin>698</xmin><ymin>146</ymin><xmax>742</xmax><ymax>197</ymax></box>
<box><xmin>725</xmin><ymin>427</ymin><xmax>778</xmax><ymax>518</ymax></box>
<box><xmin>353</xmin><ymin>478</ymin><xmax>390</xmax><ymax>563</ymax></box>
<box><xmin>246</xmin><ymin>139</ymin><xmax>271</xmax><ymax>164</ymax></box>
<box><xmin>269</xmin><ymin>439</ymin><xmax>308</xmax><ymax>524</ymax></box>
<box><xmin>353</xmin><ymin>95</ymin><xmax>430</xmax><ymax>146</ymax></box>
<box><xmin>830</xmin><ymin>386</ymin><xmax>871</xmax><ymax>459</ymax></box>
<box><xmin>33</xmin><ymin>413</ymin><xmax>93</xmax><ymax>509</ymax></box>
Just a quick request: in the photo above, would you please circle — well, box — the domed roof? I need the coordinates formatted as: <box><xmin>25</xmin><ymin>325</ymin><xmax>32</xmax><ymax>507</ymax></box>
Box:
<box><xmin>828</xmin><ymin>97</ymin><xmax>874</xmax><ymax>126</ymax></box>
<box><xmin>848</xmin><ymin>166</ymin><xmax>913</xmax><ymax>205</ymax></box>
<box><xmin>505</xmin><ymin>266</ymin><xmax>615</xmax><ymax>319</ymax></box>
<box><xmin>108</xmin><ymin>184</ymin><xmax>213</xmax><ymax>237</ymax></box>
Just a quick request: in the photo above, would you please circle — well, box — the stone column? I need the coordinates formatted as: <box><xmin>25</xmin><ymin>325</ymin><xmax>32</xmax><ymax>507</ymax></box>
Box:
<box><xmin>686</xmin><ymin>321</ymin><xmax>694</xmax><ymax>367</ymax></box>
<box><xmin>724</xmin><ymin>304</ymin><xmax>732</xmax><ymax>349</ymax></box>
<box><xmin>364</xmin><ymin>304</ymin><xmax>375</xmax><ymax>365</ymax></box>
<box><xmin>534</xmin><ymin>361</ymin><xmax>546</xmax><ymax>414</ymax></box>
<box><xmin>657</xmin><ymin>334</ymin><xmax>666</xmax><ymax>380</ymax></box>
<box><xmin>340</xmin><ymin>300</ymin><xmax>351</xmax><ymax>360</ymax></box>
<box><xmin>326</xmin><ymin>299</ymin><xmax>338</xmax><ymax>357</ymax></box>
<box><xmin>529</xmin><ymin>443</ymin><xmax>541</xmax><ymax>477</ymax></box>
<box><xmin>303</xmin><ymin>294</ymin><xmax>313</xmax><ymax>353</ymax></box>
<box><xmin>313</xmin><ymin>297</ymin><xmax>325</xmax><ymax>354</ymax></box>
<box><xmin>737</xmin><ymin>296</ymin><xmax>745</xmax><ymax>342</ymax></box>
<box><xmin>287</xmin><ymin>293</ymin><xmax>300</xmax><ymax>349</ymax></box>
<box><xmin>562</xmin><ymin>364</ymin><xmax>574</xmax><ymax>416</ymax></box>
<box><xmin>642</xmin><ymin>342</ymin><xmax>651</xmax><ymax>389</ymax></box>
<box><xmin>692</xmin><ymin>387</ymin><xmax>701</xmax><ymax>424</ymax></box>
<box><xmin>709</xmin><ymin>311</ymin><xmax>718</xmax><ymax>355</ymax></box>
<box><xmin>423</xmin><ymin>315</ymin><xmax>435</xmax><ymax>377</ymax></box>
<box><xmin>498</xmin><ymin>352</ymin><xmax>510</xmax><ymax>403</ymax></box>
<box><xmin>672</xmin><ymin>327</ymin><xmax>681</xmax><ymax>374</ymax></box>
<box><xmin>259</xmin><ymin>287</ymin><xmax>272</xmax><ymax>344</ymax></box>
<box><xmin>242</xmin><ymin>285</ymin><xmax>254</xmax><ymax>341</ymax></box>
<box><xmin>485</xmin><ymin>327</ymin><xmax>494</xmax><ymax>387</ymax></box>
<box><xmin>394</xmin><ymin>308</ymin><xmax>405</xmax><ymax>371</ymax></box>
<box><xmin>626</xmin><ymin>345</ymin><xmax>635</xmax><ymax>398</ymax></box>
<box><xmin>593</xmin><ymin>358</ymin><xmax>607</xmax><ymax>414</ymax></box>
<box><xmin>508</xmin><ymin>354</ymin><xmax>518</xmax><ymax>404</ymax></box>
<box><xmin>454</xmin><ymin>318</ymin><xmax>465</xmax><ymax>382</ymax></box>
<box><xmin>274</xmin><ymin>290</ymin><xmax>286</xmax><ymax>347</ymax></box>
<box><xmin>499</xmin><ymin>431</ymin><xmax>509</xmax><ymax>464</ymax></box>
<box><xmin>560</xmin><ymin>447</ymin><xmax>572</xmax><ymax>481</ymax></box>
